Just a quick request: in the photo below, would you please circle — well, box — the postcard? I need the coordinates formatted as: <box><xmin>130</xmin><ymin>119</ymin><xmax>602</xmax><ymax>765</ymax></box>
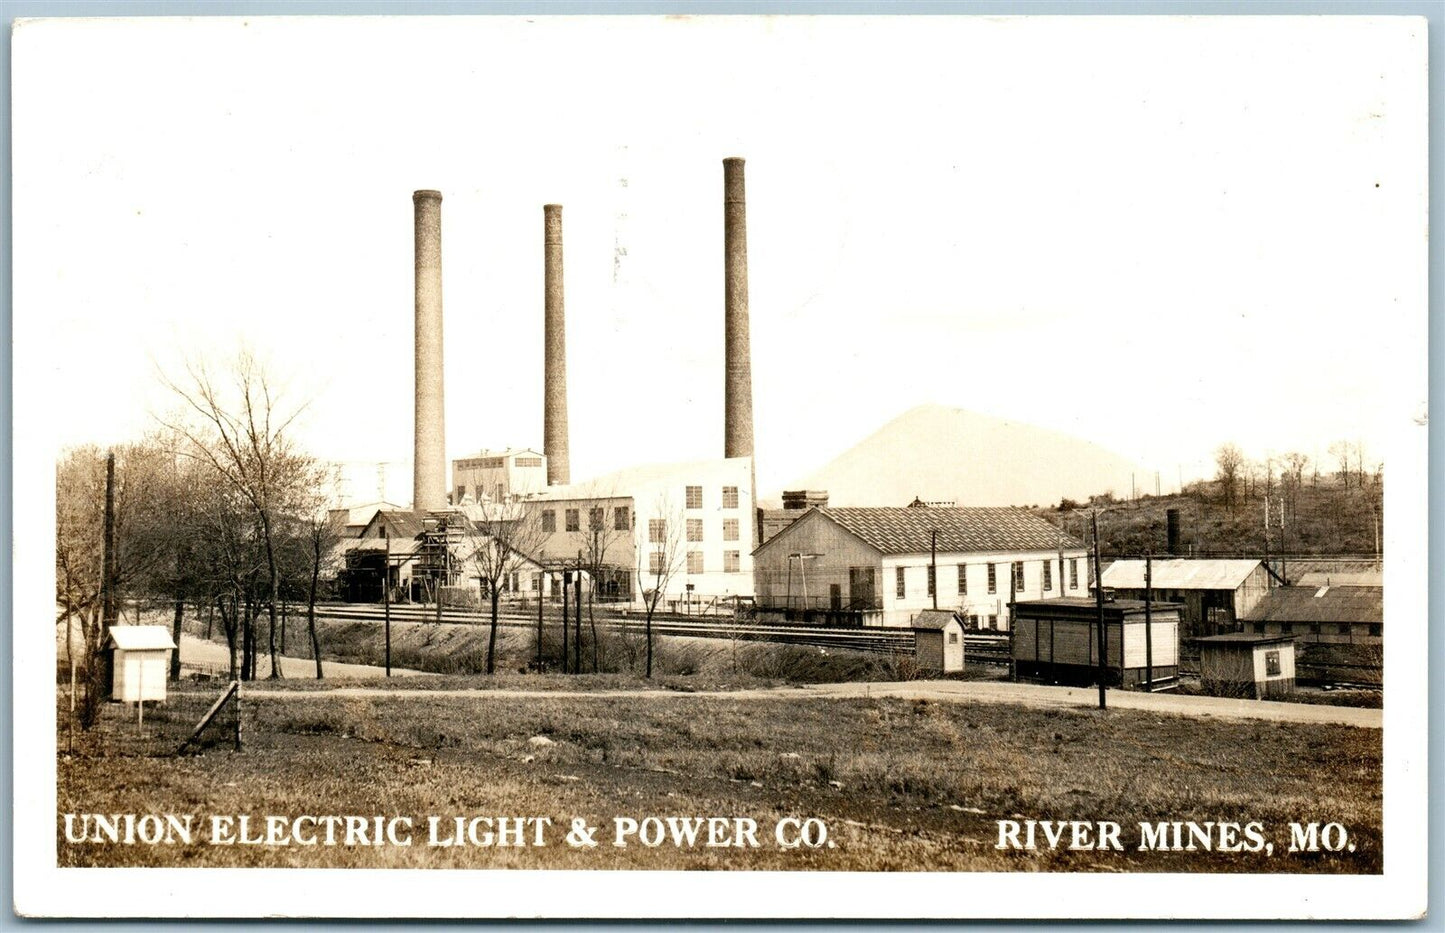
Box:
<box><xmin>11</xmin><ymin>12</ymin><xmax>1429</xmax><ymax>920</ymax></box>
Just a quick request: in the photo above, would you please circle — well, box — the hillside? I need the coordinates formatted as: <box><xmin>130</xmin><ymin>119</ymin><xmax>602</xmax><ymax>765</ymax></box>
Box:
<box><xmin>1034</xmin><ymin>474</ymin><xmax>1383</xmax><ymax>559</ymax></box>
<box><xmin>787</xmin><ymin>404</ymin><xmax>1143</xmax><ymax>508</ymax></box>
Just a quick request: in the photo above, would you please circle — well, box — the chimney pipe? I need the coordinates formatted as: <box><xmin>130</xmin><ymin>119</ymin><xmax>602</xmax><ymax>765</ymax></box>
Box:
<box><xmin>1166</xmin><ymin>508</ymin><xmax>1181</xmax><ymax>556</ymax></box>
<box><xmin>543</xmin><ymin>204</ymin><xmax>570</xmax><ymax>486</ymax></box>
<box><xmin>723</xmin><ymin>157</ymin><xmax>754</xmax><ymax>460</ymax></box>
<box><xmin>412</xmin><ymin>189</ymin><xmax>446</xmax><ymax>513</ymax></box>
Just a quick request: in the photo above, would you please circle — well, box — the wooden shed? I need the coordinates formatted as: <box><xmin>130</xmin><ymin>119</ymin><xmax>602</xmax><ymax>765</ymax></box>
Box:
<box><xmin>1011</xmin><ymin>597</ymin><xmax>1181</xmax><ymax>690</ymax></box>
<box><xmin>911</xmin><ymin>610</ymin><xmax>965</xmax><ymax>673</ymax></box>
<box><xmin>1196</xmin><ymin>633</ymin><xmax>1297</xmax><ymax>699</ymax></box>
<box><xmin>108</xmin><ymin>626</ymin><xmax>176</xmax><ymax>703</ymax></box>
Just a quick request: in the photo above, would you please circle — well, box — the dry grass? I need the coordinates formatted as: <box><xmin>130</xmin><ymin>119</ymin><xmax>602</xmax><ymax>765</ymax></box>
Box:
<box><xmin>58</xmin><ymin>685</ymin><xmax>1381</xmax><ymax>873</ymax></box>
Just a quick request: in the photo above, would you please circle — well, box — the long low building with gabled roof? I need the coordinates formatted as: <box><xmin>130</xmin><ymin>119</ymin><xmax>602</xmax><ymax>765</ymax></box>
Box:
<box><xmin>752</xmin><ymin>505</ymin><xmax>1088</xmax><ymax>629</ymax></box>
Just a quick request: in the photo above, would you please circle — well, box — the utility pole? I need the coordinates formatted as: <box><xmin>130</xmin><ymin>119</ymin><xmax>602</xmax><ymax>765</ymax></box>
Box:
<box><xmin>562</xmin><ymin>570</ymin><xmax>570</xmax><ymax>674</ymax></box>
<box><xmin>101</xmin><ymin>451</ymin><xmax>118</xmax><ymax>696</ymax></box>
<box><xmin>930</xmin><ymin>530</ymin><xmax>938</xmax><ymax>611</ymax></box>
<box><xmin>1144</xmin><ymin>552</ymin><xmax>1153</xmax><ymax>692</ymax></box>
<box><xmin>1092</xmin><ymin>511</ymin><xmax>1106</xmax><ymax>710</ymax></box>
<box><xmin>537</xmin><ymin>572</ymin><xmax>545</xmax><ymax>670</ymax></box>
<box><xmin>384</xmin><ymin>536</ymin><xmax>392</xmax><ymax>677</ymax></box>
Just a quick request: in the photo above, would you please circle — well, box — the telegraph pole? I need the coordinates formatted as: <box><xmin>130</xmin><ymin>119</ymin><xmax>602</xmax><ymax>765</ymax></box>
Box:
<box><xmin>1092</xmin><ymin>511</ymin><xmax>1106</xmax><ymax>710</ymax></box>
<box><xmin>1144</xmin><ymin>553</ymin><xmax>1153</xmax><ymax>691</ymax></box>
<box><xmin>930</xmin><ymin>530</ymin><xmax>938</xmax><ymax>610</ymax></box>
<box><xmin>384</xmin><ymin>536</ymin><xmax>392</xmax><ymax>677</ymax></box>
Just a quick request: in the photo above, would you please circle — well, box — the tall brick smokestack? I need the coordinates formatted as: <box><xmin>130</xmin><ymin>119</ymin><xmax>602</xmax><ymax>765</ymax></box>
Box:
<box><xmin>723</xmin><ymin>157</ymin><xmax>754</xmax><ymax>460</ymax></box>
<box><xmin>543</xmin><ymin>204</ymin><xmax>570</xmax><ymax>486</ymax></box>
<box><xmin>412</xmin><ymin>189</ymin><xmax>446</xmax><ymax>512</ymax></box>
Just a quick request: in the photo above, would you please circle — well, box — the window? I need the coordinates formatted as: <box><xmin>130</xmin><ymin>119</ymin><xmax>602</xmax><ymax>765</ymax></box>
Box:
<box><xmin>687</xmin><ymin>551</ymin><xmax>704</xmax><ymax>574</ymax></box>
<box><xmin>722</xmin><ymin>486</ymin><xmax>739</xmax><ymax>509</ymax></box>
<box><xmin>649</xmin><ymin>551</ymin><xmax>666</xmax><ymax>574</ymax></box>
<box><xmin>589</xmin><ymin>507</ymin><xmax>604</xmax><ymax>531</ymax></box>
<box><xmin>565</xmin><ymin>509</ymin><xmax>580</xmax><ymax>532</ymax></box>
<box><xmin>515</xmin><ymin>456</ymin><xmax>543</xmax><ymax>468</ymax></box>
<box><xmin>1253</xmin><ymin>622</ymin><xmax>1266</xmax><ymax>633</ymax></box>
<box><xmin>1042</xmin><ymin>561</ymin><xmax>1053</xmax><ymax>591</ymax></box>
<box><xmin>927</xmin><ymin>564</ymin><xmax>936</xmax><ymax>598</ymax></box>
<box><xmin>687</xmin><ymin>519</ymin><xmax>704</xmax><ymax>542</ymax></box>
<box><xmin>1265</xmin><ymin>650</ymin><xmax>1282</xmax><ymax>677</ymax></box>
<box><xmin>509</xmin><ymin>572</ymin><xmax>519</xmax><ymax>592</ymax></box>
<box><xmin>685</xmin><ymin>486</ymin><xmax>703</xmax><ymax>509</ymax></box>
<box><xmin>541</xmin><ymin>510</ymin><xmax>556</xmax><ymax>532</ymax></box>
<box><xmin>649</xmin><ymin>519</ymin><xmax>667</xmax><ymax>543</ymax></box>
<box><xmin>723</xmin><ymin>550</ymin><xmax>740</xmax><ymax>573</ymax></box>
<box><xmin>987</xmin><ymin>614</ymin><xmax>998</xmax><ymax>630</ymax></box>
<box><xmin>1309</xmin><ymin>623</ymin><xmax>1321</xmax><ymax>635</ymax></box>
<box><xmin>1337</xmin><ymin>623</ymin><xmax>1352</xmax><ymax>635</ymax></box>
<box><xmin>1013</xmin><ymin>561</ymin><xmax>1025</xmax><ymax>592</ymax></box>
<box><xmin>1070</xmin><ymin>558</ymin><xmax>1079</xmax><ymax>589</ymax></box>
<box><xmin>987</xmin><ymin>563</ymin><xmax>997</xmax><ymax>594</ymax></box>
<box><xmin>532</xmin><ymin>573</ymin><xmax>542</xmax><ymax>592</ymax></box>
<box><xmin>1281</xmin><ymin>623</ymin><xmax>1294</xmax><ymax>634</ymax></box>
<box><xmin>495</xmin><ymin>483</ymin><xmax>505</xmax><ymax>501</ymax></box>
<box><xmin>723</xmin><ymin>518</ymin><xmax>740</xmax><ymax>541</ymax></box>
<box><xmin>614</xmin><ymin>506</ymin><xmax>630</xmax><ymax>531</ymax></box>
<box><xmin>456</xmin><ymin>485</ymin><xmax>467</xmax><ymax>502</ymax></box>
<box><xmin>896</xmin><ymin>566</ymin><xmax>907</xmax><ymax>599</ymax></box>
<box><xmin>948</xmin><ymin>631</ymin><xmax>959</xmax><ymax>644</ymax></box>
<box><xmin>1368</xmin><ymin>624</ymin><xmax>1381</xmax><ymax>637</ymax></box>
<box><xmin>957</xmin><ymin>564</ymin><xmax>967</xmax><ymax>595</ymax></box>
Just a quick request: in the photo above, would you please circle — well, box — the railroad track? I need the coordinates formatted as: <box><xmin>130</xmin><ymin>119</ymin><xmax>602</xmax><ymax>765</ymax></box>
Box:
<box><xmin>312</xmin><ymin>603</ymin><xmax>1013</xmax><ymax>661</ymax></box>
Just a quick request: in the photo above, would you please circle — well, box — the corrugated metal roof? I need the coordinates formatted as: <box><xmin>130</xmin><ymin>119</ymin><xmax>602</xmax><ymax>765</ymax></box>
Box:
<box><xmin>1102</xmin><ymin>559</ymin><xmax>1262</xmax><ymax>591</ymax></box>
<box><xmin>108</xmin><ymin>626</ymin><xmax>176</xmax><ymax>650</ymax></box>
<box><xmin>1240</xmin><ymin>586</ymin><xmax>1383</xmax><ymax>624</ymax></box>
<box><xmin>910</xmin><ymin>609</ymin><xmax>964</xmax><ymax>631</ymax></box>
<box><xmin>818</xmin><ymin>507</ymin><xmax>1080</xmax><ymax>556</ymax></box>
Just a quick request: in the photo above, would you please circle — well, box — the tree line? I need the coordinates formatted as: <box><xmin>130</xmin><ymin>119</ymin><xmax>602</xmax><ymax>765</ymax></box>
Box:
<box><xmin>57</xmin><ymin>354</ymin><xmax>340</xmax><ymax>727</ymax></box>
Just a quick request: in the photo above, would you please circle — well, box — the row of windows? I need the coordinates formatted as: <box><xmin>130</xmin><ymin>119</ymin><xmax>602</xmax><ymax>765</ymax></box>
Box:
<box><xmin>650</xmin><ymin>518</ymin><xmax>741</xmax><ymax>543</ymax></box>
<box><xmin>648</xmin><ymin>550</ymin><xmax>742</xmax><ymax>574</ymax></box>
<box><xmin>685</xmin><ymin>485</ymin><xmax>740</xmax><ymax>510</ymax></box>
<box><xmin>898</xmin><ymin>559</ymin><xmax>1085</xmax><ymax>600</ymax></box>
<box><xmin>1251</xmin><ymin>621</ymin><xmax>1381</xmax><ymax>637</ymax></box>
<box><xmin>541</xmin><ymin>505</ymin><xmax>632</xmax><ymax>533</ymax></box>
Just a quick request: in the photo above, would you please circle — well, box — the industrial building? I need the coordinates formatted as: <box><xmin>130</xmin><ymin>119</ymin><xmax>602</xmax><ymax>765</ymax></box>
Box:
<box><xmin>1100</xmin><ymin>558</ymin><xmax>1270</xmax><ymax>639</ymax></box>
<box><xmin>1011</xmin><ymin>597</ymin><xmax>1181</xmax><ymax>690</ymax></box>
<box><xmin>1240</xmin><ymin>584</ymin><xmax>1382</xmax><ymax>684</ymax></box>
<box><xmin>752</xmin><ymin>506</ymin><xmax>1088</xmax><ymax>628</ymax></box>
<box><xmin>533</xmin><ymin>456</ymin><xmax>756</xmax><ymax>608</ymax></box>
<box><xmin>452</xmin><ymin>449</ymin><xmax>548</xmax><ymax>505</ymax></box>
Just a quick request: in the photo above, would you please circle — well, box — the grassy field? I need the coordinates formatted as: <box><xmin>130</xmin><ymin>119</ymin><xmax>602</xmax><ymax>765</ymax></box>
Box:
<box><xmin>176</xmin><ymin>610</ymin><xmax>953</xmax><ymax>686</ymax></box>
<box><xmin>58</xmin><ymin>681</ymin><xmax>1381</xmax><ymax>873</ymax></box>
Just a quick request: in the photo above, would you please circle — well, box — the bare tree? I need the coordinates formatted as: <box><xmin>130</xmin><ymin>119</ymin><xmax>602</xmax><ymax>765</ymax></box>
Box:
<box><xmin>1328</xmin><ymin>440</ymin><xmax>1353</xmax><ymax>488</ymax></box>
<box><xmin>637</xmin><ymin>495</ymin><xmax>685</xmax><ymax>679</ymax></box>
<box><xmin>160</xmin><ymin>351</ymin><xmax>315</xmax><ymax>680</ymax></box>
<box><xmin>464</xmin><ymin>500</ymin><xmax>548</xmax><ymax>675</ymax></box>
<box><xmin>578</xmin><ymin>496</ymin><xmax>629</xmax><ymax>673</ymax></box>
<box><xmin>1214</xmin><ymin>443</ymin><xmax>1244</xmax><ymax>509</ymax></box>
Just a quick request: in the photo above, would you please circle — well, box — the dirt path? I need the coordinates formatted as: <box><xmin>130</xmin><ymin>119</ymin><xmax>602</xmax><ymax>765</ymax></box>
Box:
<box><xmin>241</xmin><ymin>677</ymin><xmax>1380</xmax><ymax>728</ymax></box>
<box><xmin>177</xmin><ymin>634</ymin><xmax>434</xmax><ymax>680</ymax></box>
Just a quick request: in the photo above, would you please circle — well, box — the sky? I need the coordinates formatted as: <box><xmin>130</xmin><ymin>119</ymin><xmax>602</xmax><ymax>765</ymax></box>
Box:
<box><xmin>12</xmin><ymin>15</ymin><xmax>1428</xmax><ymax>502</ymax></box>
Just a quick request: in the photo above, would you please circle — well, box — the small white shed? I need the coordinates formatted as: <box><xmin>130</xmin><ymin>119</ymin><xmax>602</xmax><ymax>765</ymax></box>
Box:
<box><xmin>108</xmin><ymin>626</ymin><xmax>176</xmax><ymax>703</ymax></box>
<box><xmin>911</xmin><ymin>610</ymin><xmax>965</xmax><ymax>673</ymax></box>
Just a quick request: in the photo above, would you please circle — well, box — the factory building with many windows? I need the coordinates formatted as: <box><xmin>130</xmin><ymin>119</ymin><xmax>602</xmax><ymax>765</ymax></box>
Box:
<box><xmin>752</xmin><ymin>506</ymin><xmax>1088</xmax><ymax>629</ymax></box>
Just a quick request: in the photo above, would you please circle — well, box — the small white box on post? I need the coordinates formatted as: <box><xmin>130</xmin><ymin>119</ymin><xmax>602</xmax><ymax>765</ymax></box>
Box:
<box><xmin>107</xmin><ymin>626</ymin><xmax>176</xmax><ymax>703</ymax></box>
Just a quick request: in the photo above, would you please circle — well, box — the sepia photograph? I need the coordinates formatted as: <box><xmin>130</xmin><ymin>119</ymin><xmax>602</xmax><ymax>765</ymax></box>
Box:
<box><xmin>10</xmin><ymin>10</ymin><xmax>1431</xmax><ymax>920</ymax></box>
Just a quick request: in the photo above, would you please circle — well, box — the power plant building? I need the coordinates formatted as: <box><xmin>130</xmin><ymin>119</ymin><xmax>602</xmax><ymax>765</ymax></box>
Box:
<box><xmin>752</xmin><ymin>506</ymin><xmax>1088</xmax><ymax>628</ymax></box>
<box><xmin>533</xmin><ymin>456</ymin><xmax>756</xmax><ymax>605</ymax></box>
<box><xmin>452</xmin><ymin>449</ymin><xmax>548</xmax><ymax>504</ymax></box>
